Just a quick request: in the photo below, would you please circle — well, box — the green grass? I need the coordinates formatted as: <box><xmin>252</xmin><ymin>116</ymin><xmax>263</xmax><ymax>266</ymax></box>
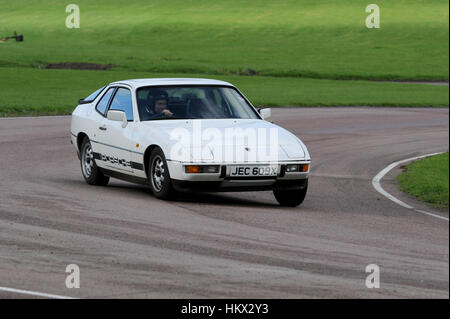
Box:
<box><xmin>0</xmin><ymin>0</ymin><xmax>448</xmax><ymax>115</ymax></box>
<box><xmin>0</xmin><ymin>0</ymin><xmax>448</xmax><ymax>81</ymax></box>
<box><xmin>0</xmin><ymin>67</ymin><xmax>448</xmax><ymax>117</ymax></box>
<box><xmin>398</xmin><ymin>153</ymin><xmax>449</xmax><ymax>210</ymax></box>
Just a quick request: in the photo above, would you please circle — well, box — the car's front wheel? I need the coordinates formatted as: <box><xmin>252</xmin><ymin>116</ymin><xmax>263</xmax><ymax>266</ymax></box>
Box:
<box><xmin>273</xmin><ymin>180</ymin><xmax>308</xmax><ymax>207</ymax></box>
<box><xmin>80</xmin><ymin>137</ymin><xmax>109</xmax><ymax>186</ymax></box>
<box><xmin>148</xmin><ymin>147</ymin><xmax>176</xmax><ymax>199</ymax></box>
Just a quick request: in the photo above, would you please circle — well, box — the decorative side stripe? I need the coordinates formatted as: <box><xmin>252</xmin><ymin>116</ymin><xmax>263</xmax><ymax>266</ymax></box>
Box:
<box><xmin>93</xmin><ymin>152</ymin><xmax>144</xmax><ymax>171</ymax></box>
<box><xmin>131</xmin><ymin>162</ymin><xmax>144</xmax><ymax>171</ymax></box>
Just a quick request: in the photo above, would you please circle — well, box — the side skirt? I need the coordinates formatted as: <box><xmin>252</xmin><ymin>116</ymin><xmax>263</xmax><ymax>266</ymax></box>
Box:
<box><xmin>100</xmin><ymin>168</ymin><xmax>148</xmax><ymax>186</ymax></box>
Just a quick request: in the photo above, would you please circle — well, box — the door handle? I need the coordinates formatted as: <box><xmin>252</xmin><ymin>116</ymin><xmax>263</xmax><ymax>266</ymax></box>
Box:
<box><xmin>99</xmin><ymin>126</ymin><xmax>107</xmax><ymax>131</ymax></box>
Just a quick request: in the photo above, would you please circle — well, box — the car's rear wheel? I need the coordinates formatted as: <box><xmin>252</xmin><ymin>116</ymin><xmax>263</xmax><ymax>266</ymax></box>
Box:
<box><xmin>80</xmin><ymin>137</ymin><xmax>109</xmax><ymax>186</ymax></box>
<box><xmin>273</xmin><ymin>180</ymin><xmax>308</xmax><ymax>207</ymax></box>
<box><xmin>148</xmin><ymin>147</ymin><xmax>176</xmax><ymax>199</ymax></box>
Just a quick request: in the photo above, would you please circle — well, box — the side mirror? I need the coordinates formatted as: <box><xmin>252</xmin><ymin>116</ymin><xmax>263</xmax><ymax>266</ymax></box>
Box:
<box><xmin>107</xmin><ymin>110</ymin><xmax>128</xmax><ymax>128</ymax></box>
<box><xmin>258</xmin><ymin>108</ymin><xmax>271</xmax><ymax>120</ymax></box>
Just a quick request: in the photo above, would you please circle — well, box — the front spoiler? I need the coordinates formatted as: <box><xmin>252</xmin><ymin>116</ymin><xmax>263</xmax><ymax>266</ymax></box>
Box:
<box><xmin>172</xmin><ymin>178</ymin><xmax>308</xmax><ymax>192</ymax></box>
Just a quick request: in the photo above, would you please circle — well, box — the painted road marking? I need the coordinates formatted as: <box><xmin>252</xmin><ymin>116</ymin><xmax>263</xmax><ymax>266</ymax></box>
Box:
<box><xmin>372</xmin><ymin>152</ymin><xmax>449</xmax><ymax>222</ymax></box>
<box><xmin>0</xmin><ymin>286</ymin><xmax>76</xmax><ymax>299</ymax></box>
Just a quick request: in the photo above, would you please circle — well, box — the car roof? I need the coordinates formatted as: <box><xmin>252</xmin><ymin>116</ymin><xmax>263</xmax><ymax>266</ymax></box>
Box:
<box><xmin>109</xmin><ymin>78</ymin><xmax>235</xmax><ymax>89</ymax></box>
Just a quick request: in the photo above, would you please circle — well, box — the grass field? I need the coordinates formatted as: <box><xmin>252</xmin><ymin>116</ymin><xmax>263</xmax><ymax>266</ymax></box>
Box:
<box><xmin>1</xmin><ymin>67</ymin><xmax>449</xmax><ymax>117</ymax></box>
<box><xmin>398</xmin><ymin>153</ymin><xmax>449</xmax><ymax>210</ymax></box>
<box><xmin>0</xmin><ymin>0</ymin><xmax>448</xmax><ymax>115</ymax></box>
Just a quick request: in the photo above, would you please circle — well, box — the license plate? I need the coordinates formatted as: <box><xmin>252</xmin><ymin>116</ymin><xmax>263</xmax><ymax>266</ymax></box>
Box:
<box><xmin>227</xmin><ymin>165</ymin><xmax>278</xmax><ymax>177</ymax></box>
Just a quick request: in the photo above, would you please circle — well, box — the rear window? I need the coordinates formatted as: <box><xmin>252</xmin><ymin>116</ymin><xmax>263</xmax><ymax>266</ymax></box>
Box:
<box><xmin>83</xmin><ymin>86</ymin><xmax>106</xmax><ymax>102</ymax></box>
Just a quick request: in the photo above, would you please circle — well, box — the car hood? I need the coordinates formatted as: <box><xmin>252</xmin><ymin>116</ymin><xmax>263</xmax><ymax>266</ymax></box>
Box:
<box><xmin>138</xmin><ymin>119</ymin><xmax>310</xmax><ymax>162</ymax></box>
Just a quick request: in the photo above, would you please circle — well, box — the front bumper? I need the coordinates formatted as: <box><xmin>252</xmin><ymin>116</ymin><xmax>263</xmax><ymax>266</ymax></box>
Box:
<box><xmin>172</xmin><ymin>178</ymin><xmax>308</xmax><ymax>192</ymax></box>
<box><xmin>167</xmin><ymin>160</ymin><xmax>310</xmax><ymax>192</ymax></box>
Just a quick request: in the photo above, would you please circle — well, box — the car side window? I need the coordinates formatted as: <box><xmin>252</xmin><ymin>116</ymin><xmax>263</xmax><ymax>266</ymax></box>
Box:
<box><xmin>109</xmin><ymin>88</ymin><xmax>133</xmax><ymax>121</ymax></box>
<box><xmin>84</xmin><ymin>86</ymin><xmax>105</xmax><ymax>102</ymax></box>
<box><xmin>96</xmin><ymin>88</ymin><xmax>115</xmax><ymax>116</ymax></box>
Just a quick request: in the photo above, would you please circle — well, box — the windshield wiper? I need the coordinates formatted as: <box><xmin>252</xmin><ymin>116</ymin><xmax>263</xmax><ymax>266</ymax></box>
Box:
<box><xmin>148</xmin><ymin>116</ymin><xmax>196</xmax><ymax>121</ymax></box>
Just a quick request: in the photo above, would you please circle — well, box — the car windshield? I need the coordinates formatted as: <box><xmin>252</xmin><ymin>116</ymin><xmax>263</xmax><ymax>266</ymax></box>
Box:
<box><xmin>136</xmin><ymin>86</ymin><xmax>260</xmax><ymax>121</ymax></box>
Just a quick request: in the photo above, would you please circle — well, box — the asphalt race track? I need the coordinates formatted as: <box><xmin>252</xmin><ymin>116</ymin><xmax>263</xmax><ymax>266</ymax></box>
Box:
<box><xmin>0</xmin><ymin>107</ymin><xmax>448</xmax><ymax>298</ymax></box>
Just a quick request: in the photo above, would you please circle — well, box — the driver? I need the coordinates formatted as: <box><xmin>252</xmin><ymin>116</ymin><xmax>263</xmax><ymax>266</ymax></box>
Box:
<box><xmin>145</xmin><ymin>90</ymin><xmax>173</xmax><ymax>118</ymax></box>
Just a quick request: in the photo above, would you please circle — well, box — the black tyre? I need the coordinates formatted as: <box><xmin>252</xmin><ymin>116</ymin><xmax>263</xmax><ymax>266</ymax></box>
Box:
<box><xmin>80</xmin><ymin>137</ymin><xmax>109</xmax><ymax>186</ymax></box>
<box><xmin>273</xmin><ymin>180</ymin><xmax>308</xmax><ymax>207</ymax></box>
<box><xmin>148</xmin><ymin>147</ymin><xmax>176</xmax><ymax>199</ymax></box>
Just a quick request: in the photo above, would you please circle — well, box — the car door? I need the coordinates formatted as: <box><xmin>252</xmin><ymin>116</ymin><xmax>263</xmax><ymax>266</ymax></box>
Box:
<box><xmin>90</xmin><ymin>86</ymin><xmax>115</xmax><ymax>170</ymax></box>
<box><xmin>98</xmin><ymin>87</ymin><xmax>135</xmax><ymax>174</ymax></box>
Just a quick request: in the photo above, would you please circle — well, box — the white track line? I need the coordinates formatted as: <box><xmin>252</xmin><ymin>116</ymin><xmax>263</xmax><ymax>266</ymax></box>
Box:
<box><xmin>0</xmin><ymin>286</ymin><xmax>76</xmax><ymax>299</ymax></box>
<box><xmin>372</xmin><ymin>152</ymin><xmax>449</xmax><ymax>222</ymax></box>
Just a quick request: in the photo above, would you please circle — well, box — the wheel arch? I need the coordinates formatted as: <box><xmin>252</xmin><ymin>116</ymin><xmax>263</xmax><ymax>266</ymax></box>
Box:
<box><xmin>76</xmin><ymin>132</ymin><xmax>89</xmax><ymax>152</ymax></box>
<box><xmin>143</xmin><ymin>144</ymin><xmax>161</xmax><ymax>177</ymax></box>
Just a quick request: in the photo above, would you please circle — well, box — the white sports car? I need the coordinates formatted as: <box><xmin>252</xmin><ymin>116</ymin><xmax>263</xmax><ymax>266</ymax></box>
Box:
<box><xmin>70</xmin><ymin>78</ymin><xmax>311</xmax><ymax>206</ymax></box>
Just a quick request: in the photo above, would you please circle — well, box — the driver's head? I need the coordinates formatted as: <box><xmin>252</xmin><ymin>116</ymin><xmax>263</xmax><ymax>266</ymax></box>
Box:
<box><xmin>154</xmin><ymin>98</ymin><xmax>167</xmax><ymax>113</ymax></box>
<box><xmin>151</xmin><ymin>90</ymin><xmax>168</xmax><ymax>113</ymax></box>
